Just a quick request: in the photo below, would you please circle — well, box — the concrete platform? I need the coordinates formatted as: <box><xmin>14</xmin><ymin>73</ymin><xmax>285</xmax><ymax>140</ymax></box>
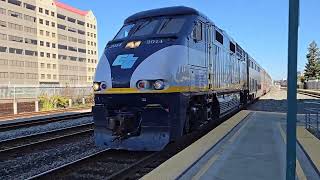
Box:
<box><xmin>143</xmin><ymin>110</ymin><xmax>320</xmax><ymax>180</ymax></box>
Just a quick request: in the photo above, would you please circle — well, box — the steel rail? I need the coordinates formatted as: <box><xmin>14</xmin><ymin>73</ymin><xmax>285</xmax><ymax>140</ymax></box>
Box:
<box><xmin>0</xmin><ymin>123</ymin><xmax>93</xmax><ymax>154</ymax></box>
<box><xmin>0</xmin><ymin>112</ymin><xmax>92</xmax><ymax>132</ymax></box>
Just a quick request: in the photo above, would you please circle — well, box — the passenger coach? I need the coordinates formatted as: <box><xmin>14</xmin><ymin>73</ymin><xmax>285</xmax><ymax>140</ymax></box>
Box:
<box><xmin>93</xmin><ymin>6</ymin><xmax>272</xmax><ymax>151</ymax></box>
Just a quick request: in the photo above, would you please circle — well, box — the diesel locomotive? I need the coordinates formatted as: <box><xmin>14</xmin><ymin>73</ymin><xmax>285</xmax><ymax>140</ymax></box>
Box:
<box><xmin>93</xmin><ymin>6</ymin><xmax>272</xmax><ymax>151</ymax></box>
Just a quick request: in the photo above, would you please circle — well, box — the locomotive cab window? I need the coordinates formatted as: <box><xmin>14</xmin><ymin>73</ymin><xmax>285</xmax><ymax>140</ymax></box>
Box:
<box><xmin>131</xmin><ymin>19</ymin><xmax>159</xmax><ymax>37</ymax></box>
<box><xmin>113</xmin><ymin>24</ymin><xmax>135</xmax><ymax>40</ymax></box>
<box><xmin>192</xmin><ymin>21</ymin><xmax>202</xmax><ymax>42</ymax></box>
<box><xmin>157</xmin><ymin>18</ymin><xmax>185</xmax><ymax>34</ymax></box>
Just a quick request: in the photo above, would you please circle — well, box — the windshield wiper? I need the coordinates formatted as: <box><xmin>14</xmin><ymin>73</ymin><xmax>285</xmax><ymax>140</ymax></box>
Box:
<box><xmin>131</xmin><ymin>20</ymin><xmax>152</xmax><ymax>35</ymax></box>
<box><xmin>158</xmin><ymin>19</ymin><xmax>172</xmax><ymax>33</ymax></box>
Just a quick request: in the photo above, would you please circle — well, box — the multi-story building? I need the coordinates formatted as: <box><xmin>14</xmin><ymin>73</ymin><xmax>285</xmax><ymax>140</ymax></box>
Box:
<box><xmin>0</xmin><ymin>0</ymin><xmax>98</xmax><ymax>86</ymax></box>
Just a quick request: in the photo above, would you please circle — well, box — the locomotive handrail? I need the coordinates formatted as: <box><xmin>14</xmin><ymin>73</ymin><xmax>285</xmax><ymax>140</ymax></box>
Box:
<box><xmin>304</xmin><ymin>102</ymin><xmax>320</xmax><ymax>136</ymax></box>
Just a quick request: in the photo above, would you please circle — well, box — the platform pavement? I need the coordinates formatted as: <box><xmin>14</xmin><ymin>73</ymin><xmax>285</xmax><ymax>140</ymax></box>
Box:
<box><xmin>143</xmin><ymin>110</ymin><xmax>320</xmax><ymax>180</ymax></box>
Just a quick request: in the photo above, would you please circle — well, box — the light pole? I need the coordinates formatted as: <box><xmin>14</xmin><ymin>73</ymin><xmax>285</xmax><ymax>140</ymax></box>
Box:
<box><xmin>286</xmin><ymin>0</ymin><xmax>299</xmax><ymax>179</ymax></box>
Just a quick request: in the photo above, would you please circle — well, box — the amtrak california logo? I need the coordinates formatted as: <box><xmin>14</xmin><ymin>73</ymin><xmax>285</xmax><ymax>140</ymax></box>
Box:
<box><xmin>112</xmin><ymin>54</ymin><xmax>138</xmax><ymax>69</ymax></box>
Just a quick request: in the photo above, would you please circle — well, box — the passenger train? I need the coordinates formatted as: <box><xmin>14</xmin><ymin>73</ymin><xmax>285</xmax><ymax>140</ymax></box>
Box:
<box><xmin>93</xmin><ymin>6</ymin><xmax>272</xmax><ymax>151</ymax></box>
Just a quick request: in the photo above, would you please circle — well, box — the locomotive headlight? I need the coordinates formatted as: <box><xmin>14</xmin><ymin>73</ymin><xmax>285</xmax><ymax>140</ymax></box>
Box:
<box><xmin>137</xmin><ymin>80</ymin><xmax>150</xmax><ymax>89</ymax></box>
<box><xmin>153</xmin><ymin>80</ymin><xmax>165</xmax><ymax>90</ymax></box>
<box><xmin>93</xmin><ymin>82</ymin><xmax>101</xmax><ymax>91</ymax></box>
<box><xmin>100</xmin><ymin>83</ymin><xmax>107</xmax><ymax>90</ymax></box>
<box><xmin>125</xmin><ymin>41</ymin><xmax>142</xmax><ymax>49</ymax></box>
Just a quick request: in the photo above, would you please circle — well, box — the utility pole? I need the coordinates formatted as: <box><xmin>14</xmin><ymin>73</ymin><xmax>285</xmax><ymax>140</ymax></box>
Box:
<box><xmin>286</xmin><ymin>0</ymin><xmax>299</xmax><ymax>179</ymax></box>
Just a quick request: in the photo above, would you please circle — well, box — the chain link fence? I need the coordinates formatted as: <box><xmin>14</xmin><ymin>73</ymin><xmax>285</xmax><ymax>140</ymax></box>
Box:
<box><xmin>0</xmin><ymin>85</ymin><xmax>93</xmax><ymax>115</ymax></box>
<box><xmin>0</xmin><ymin>85</ymin><xmax>92</xmax><ymax>100</ymax></box>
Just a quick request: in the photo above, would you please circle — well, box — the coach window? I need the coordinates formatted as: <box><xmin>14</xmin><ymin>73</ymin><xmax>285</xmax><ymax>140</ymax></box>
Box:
<box><xmin>192</xmin><ymin>21</ymin><xmax>202</xmax><ymax>42</ymax></box>
<box><xmin>229</xmin><ymin>42</ymin><xmax>235</xmax><ymax>53</ymax></box>
<box><xmin>215</xmin><ymin>30</ymin><xmax>223</xmax><ymax>44</ymax></box>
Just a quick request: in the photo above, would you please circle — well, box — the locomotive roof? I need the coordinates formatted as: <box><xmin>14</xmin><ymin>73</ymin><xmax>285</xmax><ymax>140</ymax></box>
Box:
<box><xmin>125</xmin><ymin>6</ymin><xmax>201</xmax><ymax>23</ymax></box>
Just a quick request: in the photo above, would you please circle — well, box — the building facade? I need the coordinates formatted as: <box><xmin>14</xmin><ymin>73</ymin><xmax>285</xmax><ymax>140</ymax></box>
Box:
<box><xmin>0</xmin><ymin>0</ymin><xmax>98</xmax><ymax>86</ymax></box>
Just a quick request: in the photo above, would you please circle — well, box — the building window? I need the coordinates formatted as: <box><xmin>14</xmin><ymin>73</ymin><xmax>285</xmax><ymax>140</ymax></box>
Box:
<box><xmin>52</xmin><ymin>33</ymin><xmax>56</xmax><ymax>38</ymax></box>
<box><xmin>39</xmin><ymin>7</ymin><xmax>43</xmax><ymax>13</ymax></box>
<box><xmin>52</xmin><ymin>64</ymin><xmax>56</xmax><ymax>69</ymax></box>
<box><xmin>8</xmin><ymin>0</ymin><xmax>22</xmax><ymax>6</ymax></box>
<box><xmin>94</xmin><ymin>25</ymin><xmax>96</xmax><ymax>29</ymax></box>
<box><xmin>78</xmin><ymin>30</ymin><xmax>85</xmax><ymax>35</ymax></box>
<box><xmin>46</xmin><ymin>42</ymin><xmax>50</xmax><ymax>47</ymax></box>
<box><xmin>40</xmin><ymin>41</ymin><xmax>44</xmax><ymax>46</ymax></box>
<box><xmin>52</xmin><ymin>43</ymin><xmax>56</xmax><ymax>48</ymax></box>
<box><xmin>40</xmin><ymin>52</ymin><xmax>44</xmax><ymax>57</ymax></box>
<box><xmin>47</xmin><ymin>64</ymin><xmax>51</xmax><ymax>69</ymax></box>
<box><xmin>41</xmin><ymin>74</ymin><xmax>45</xmax><ymax>79</ymax></box>
<box><xmin>58</xmin><ymin>34</ymin><xmax>67</xmax><ymax>40</ymax></box>
<box><xmin>24</xmin><ymin>3</ymin><xmax>36</xmax><ymax>11</ymax></box>
<box><xmin>46</xmin><ymin>53</ymin><xmax>50</xmax><ymax>58</ymax></box>
<box><xmin>57</xmin><ymin>24</ymin><xmax>66</xmax><ymax>30</ymax></box>
<box><xmin>53</xmin><ymin>75</ymin><xmax>57</xmax><ymax>79</ymax></box>
<box><xmin>45</xmin><ymin>20</ymin><xmax>49</xmax><ymax>26</ymax></box>
<box><xmin>9</xmin><ymin>48</ymin><xmax>23</xmax><ymax>54</ymax></box>
<box><xmin>0</xmin><ymin>46</ymin><xmax>7</xmax><ymax>52</ymax></box>
<box><xmin>52</xmin><ymin>54</ymin><xmax>56</xmax><ymax>59</ymax></box>
<box><xmin>39</xmin><ymin>19</ymin><xmax>43</xmax><ymax>24</ymax></box>
<box><xmin>78</xmin><ymin>48</ymin><xmax>86</xmax><ymax>53</ymax></box>
<box><xmin>69</xmin><ymin>56</ymin><xmax>77</xmax><ymax>61</ymax></box>
<box><xmin>40</xmin><ymin>30</ymin><xmax>44</xmax><ymax>35</ymax></box>
<box><xmin>68</xmin><ymin>46</ymin><xmax>77</xmax><ymax>52</ymax></box>
<box><xmin>8</xmin><ymin>35</ymin><xmax>23</xmax><ymax>42</ymax></box>
<box><xmin>45</xmin><ymin>9</ymin><xmax>49</xmax><ymax>15</ymax></box>
<box><xmin>77</xmin><ymin>20</ymin><xmax>85</xmax><ymax>26</ymax></box>
<box><xmin>67</xmin><ymin>17</ymin><xmax>76</xmax><ymax>23</ymax></box>
<box><xmin>68</xmin><ymin>36</ymin><xmax>77</xmax><ymax>42</ymax></box>
<box><xmin>24</xmin><ymin>14</ymin><xmax>36</xmax><ymax>22</ymax></box>
<box><xmin>8</xmin><ymin>22</ymin><xmax>23</xmax><ymax>31</ymax></box>
<box><xmin>87</xmin><ymin>23</ymin><xmax>89</xmax><ymax>27</ymax></box>
<box><xmin>0</xmin><ymin>8</ymin><xmax>6</xmax><ymax>15</ymax></box>
<box><xmin>8</xmin><ymin>10</ymin><xmax>22</xmax><ymax>19</ymax></box>
<box><xmin>24</xmin><ymin>26</ymin><xmax>37</xmax><ymax>34</ymax></box>
<box><xmin>51</xmin><ymin>12</ymin><xmax>55</xmax><ymax>17</ymax></box>
<box><xmin>25</xmin><ymin>50</ymin><xmax>37</xmax><ymax>56</ymax></box>
<box><xmin>68</xmin><ymin>27</ymin><xmax>77</xmax><ymax>33</ymax></box>
<box><xmin>0</xmin><ymin>20</ymin><xmax>6</xmax><ymax>27</ymax></box>
<box><xmin>58</xmin><ymin>44</ymin><xmax>67</xmax><ymax>50</ymax></box>
<box><xmin>0</xmin><ymin>33</ymin><xmax>7</xmax><ymax>40</ymax></box>
<box><xmin>57</xmin><ymin>14</ymin><xmax>65</xmax><ymax>20</ymax></box>
<box><xmin>78</xmin><ymin>39</ymin><xmax>85</xmax><ymax>44</ymax></box>
<box><xmin>46</xmin><ymin>31</ymin><xmax>50</xmax><ymax>36</ymax></box>
<box><xmin>0</xmin><ymin>72</ymin><xmax>9</xmax><ymax>78</ymax></box>
<box><xmin>25</xmin><ymin>38</ymin><xmax>37</xmax><ymax>45</ymax></box>
<box><xmin>51</xmin><ymin>22</ymin><xmax>55</xmax><ymax>27</ymax></box>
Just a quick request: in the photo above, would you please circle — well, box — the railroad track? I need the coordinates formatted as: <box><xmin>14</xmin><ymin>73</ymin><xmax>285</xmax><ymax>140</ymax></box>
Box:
<box><xmin>28</xmin><ymin>105</ymin><xmax>243</xmax><ymax>180</ymax></box>
<box><xmin>0</xmin><ymin>123</ymin><xmax>93</xmax><ymax>154</ymax></box>
<box><xmin>0</xmin><ymin>112</ymin><xmax>92</xmax><ymax>132</ymax></box>
<box><xmin>297</xmin><ymin>90</ymin><xmax>320</xmax><ymax>98</ymax></box>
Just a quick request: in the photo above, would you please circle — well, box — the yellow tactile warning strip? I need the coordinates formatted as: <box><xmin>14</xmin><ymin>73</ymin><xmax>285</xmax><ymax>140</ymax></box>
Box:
<box><xmin>141</xmin><ymin>110</ymin><xmax>251</xmax><ymax>180</ymax></box>
<box><xmin>297</xmin><ymin>126</ymin><xmax>320</xmax><ymax>174</ymax></box>
<box><xmin>277</xmin><ymin>123</ymin><xmax>307</xmax><ymax>180</ymax></box>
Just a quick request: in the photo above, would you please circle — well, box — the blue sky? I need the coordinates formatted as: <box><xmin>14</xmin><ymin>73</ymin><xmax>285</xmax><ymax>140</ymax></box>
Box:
<box><xmin>61</xmin><ymin>0</ymin><xmax>320</xmax><ymax>80</ymax></box>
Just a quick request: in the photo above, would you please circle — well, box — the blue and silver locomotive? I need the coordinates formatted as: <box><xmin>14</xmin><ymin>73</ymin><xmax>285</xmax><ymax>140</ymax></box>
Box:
<box><xmin>93</xmin><ymin>6</ymin><xmax>271</xmax><ymax>151</ymax></box>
